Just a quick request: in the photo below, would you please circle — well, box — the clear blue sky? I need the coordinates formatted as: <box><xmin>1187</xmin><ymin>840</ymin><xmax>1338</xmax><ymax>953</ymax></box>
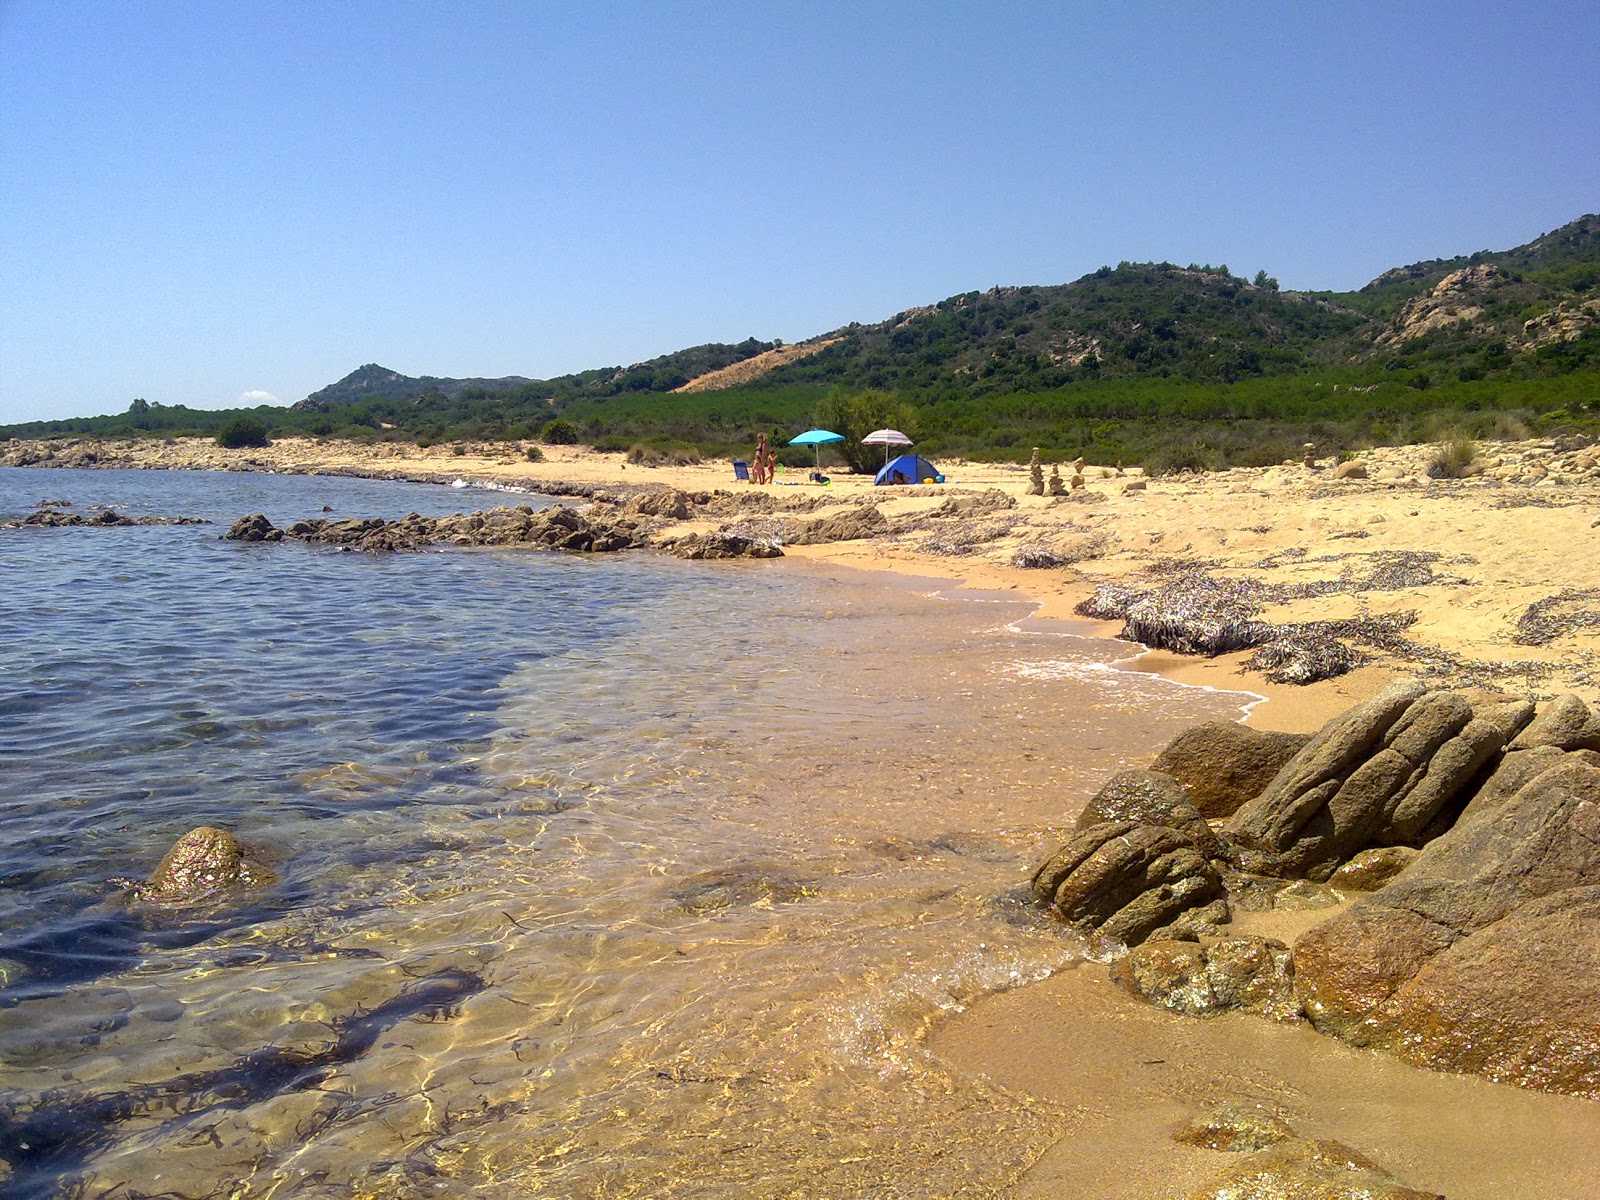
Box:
<box><xmin>3</xmin><ymin>1</ymin><xmax>1596</xmax><ymax>424</ymax></box>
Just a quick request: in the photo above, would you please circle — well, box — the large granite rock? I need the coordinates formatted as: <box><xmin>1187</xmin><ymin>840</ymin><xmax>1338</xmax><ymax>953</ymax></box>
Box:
<box><xmin>1111</xmin><ymin>935</ymin><xmax>1302</xmax><ymax>1023</ymax></box>
<box><xmin>1346</xmin><ymin>886</ymin><xmax>1600</xmax><ymax>1095</ymax></box>
<box><xmin>1292</xmin><ymin>756</ymin><xmax>1600</xmax><ymax>1090</ymax></box>
<box><xmin>1031</xmin><ymin>820</ymin><xmax>1223</xmax><ymax>947</ymax></box>
<box><xmin>787</xmin><ymin>504</ymin><xmax>887</xmax><ymax>545</ymax></box>
<box><xmin>226</xmin><ymin>505</ymin><xmax>646</xmax><ymax>553</ymax></box>
<box><xmin>1150</xmin><ymin>721</ymin><xmax>1311</xmax><ymax>819</ymax></box>
<box><xmin>1506</xmin><ymin>694</ymin><xmax>1600</xmax><ymax>752</ymax></box>
<box><xmin>1225</xmin><ymin>683</ymin><xmax>1531</xmax><ymax>877</ymax></box>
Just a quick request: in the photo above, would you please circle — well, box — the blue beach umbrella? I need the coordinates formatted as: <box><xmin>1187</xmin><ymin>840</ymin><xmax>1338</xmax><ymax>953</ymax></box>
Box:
<box><xmin>787</xmin><ymin>428</ymin><xmax>845</xmax><ymax>469</ymax></box>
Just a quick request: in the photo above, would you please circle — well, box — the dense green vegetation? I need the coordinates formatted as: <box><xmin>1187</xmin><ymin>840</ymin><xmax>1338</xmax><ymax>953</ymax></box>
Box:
<box><xmin>7</xmin><ymin>216</ymin><xmax>1598</xmax><ymax>473</ymax></box>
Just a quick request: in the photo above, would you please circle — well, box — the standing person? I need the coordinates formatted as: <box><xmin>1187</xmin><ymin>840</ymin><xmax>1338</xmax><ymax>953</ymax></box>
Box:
<box><xmin>753</xmin><ymin>433</ymin><xmax>770</xmax><ymax>484</ymax></box>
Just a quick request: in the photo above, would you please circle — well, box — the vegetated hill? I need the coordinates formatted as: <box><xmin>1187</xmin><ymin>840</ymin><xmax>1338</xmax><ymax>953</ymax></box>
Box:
<box><xmin>293</xmin><ymin>364</ymin><xmax>533</xmax><ymax>411</ymax></box>
<box><xmin>736</xmin><ymin>214</ymin><xmax>1600</xmax><ymax>398</ymax></box>
<box><xmin>745</xmin><ymin>265</ymin><xmax>1366</xmax><ymax>397</ymax></box>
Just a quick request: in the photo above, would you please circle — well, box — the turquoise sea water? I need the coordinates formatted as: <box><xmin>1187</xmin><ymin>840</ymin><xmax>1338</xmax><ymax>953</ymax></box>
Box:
<box><xmin>0</xmin><ymin>466</ymin><xmax>1252</xmax><ymax>1199</ymax></box>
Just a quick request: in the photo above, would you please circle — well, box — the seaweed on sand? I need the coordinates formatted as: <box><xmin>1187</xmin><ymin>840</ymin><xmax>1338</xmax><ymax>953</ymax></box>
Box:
<box><xmin>1513</xmin><ymin>589</ymin><xmax>1600</xmax><ymax>646</ymax></box>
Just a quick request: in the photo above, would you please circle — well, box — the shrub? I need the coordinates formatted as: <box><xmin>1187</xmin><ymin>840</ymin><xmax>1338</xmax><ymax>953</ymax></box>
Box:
<box><xmin>1427</xmin><ymin>436</ymin><xmax>1478</xmax><ymax>478</ymax></box>
<box><xmin>452</xmin><ymin>444</ymin><xmax>468</xmax><ymax>456</ymax></box>
<box><xmin>215</xmin><ymin>417</ymin><xmax>270</xmax><ymax>449</ymax></box>
<box><xmin>540</xmin><ymin>418</ymin><xmax>580</xmax><ymax>445</ymax></box>
<box><xmin>525</xmin><ymin>444</ymin><xmax>545</xmax><ymax>462</ymax></box>
<box><xmin>1144</xmin><ymin>441</ymin><xmax>1218</xmax><ymax>476</ymax></box>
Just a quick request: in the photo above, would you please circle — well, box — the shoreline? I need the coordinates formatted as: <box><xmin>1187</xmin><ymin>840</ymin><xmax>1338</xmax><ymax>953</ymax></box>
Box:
<box><xmin>29</xmin><ymin>431</ymin><xmax>1590</xmax><ymax>729</ymax></box>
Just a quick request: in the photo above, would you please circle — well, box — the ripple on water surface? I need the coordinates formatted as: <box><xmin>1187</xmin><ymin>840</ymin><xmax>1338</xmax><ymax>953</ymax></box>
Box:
<box><xmin>0</xmin><ymin>467</ymin><xmax>1255</xmax><ymax>1199</ymax></box>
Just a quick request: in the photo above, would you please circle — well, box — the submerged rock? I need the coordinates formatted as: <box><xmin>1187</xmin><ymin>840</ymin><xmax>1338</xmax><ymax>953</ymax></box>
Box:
<box><xmin>1172</xmin><ymin>1102</ymin><xmax>1296</xmax><ymax>1152</ymax></box>
<box><xmin>1183</xmin><ymin>1136</ymin><xmax>1442</xmax><ymax>1199</ymax></box>
<box><xmin>131</xmin><ymin>826</ymin><xmax>268</xmax><ymax>901</ymax></box>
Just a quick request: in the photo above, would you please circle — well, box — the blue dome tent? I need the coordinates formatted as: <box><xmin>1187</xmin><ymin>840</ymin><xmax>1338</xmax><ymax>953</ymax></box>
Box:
<box><xmin>874</xmin><ymin>454</ymin><xmax>944</xmax><ymax>486</ymax></box>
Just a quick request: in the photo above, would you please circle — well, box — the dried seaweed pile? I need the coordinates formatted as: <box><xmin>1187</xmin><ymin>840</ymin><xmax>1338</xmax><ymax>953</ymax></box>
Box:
<box><xmin>1010</xmin><ymin>532</ymin><xmax>1110</xmax><ymax>570</ymax></box>
<box><xmin>913</xmin><ymin>517</ymin><xmax>1021</xmax><ymax>558</ymax></box>
<box><xmin>1513</xmin><ymin>589</ymin><xmax>1600</xmax><ymax>646</ymax></box>
<box><xmin>1073</xmin><ymin>560</ymin><xmax>1452</xmax><ymax>684</ymax></box>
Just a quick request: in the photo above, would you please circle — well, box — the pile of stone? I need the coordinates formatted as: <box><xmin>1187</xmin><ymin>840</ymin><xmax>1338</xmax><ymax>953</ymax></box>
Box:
<box><xmin>1031</xmin><ymin>682</ymin><xmax>1600</xmax><ymax>1096</ymax></box>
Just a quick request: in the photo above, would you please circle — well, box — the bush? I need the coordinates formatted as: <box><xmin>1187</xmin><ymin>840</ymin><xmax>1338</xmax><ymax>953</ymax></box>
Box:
<box><xmin>1144</xmin><ymin>441</ymin><xmax>1219</xmax><ymax>476</ymax></box>
<box><xmin>541</xmin><ymin>418</ymin><xmax>580</xmax><ymax>445</ymax></box>
<box><xmin>525</xmin><ymin>444</ymin><xmax>545</xmax><ymax>462</ymax></box>
<box><xmin>1427</xmin><ymin>436</ymin><xmax>1478</xmax><ymax>478</ymax></box>
<box><xmin>215</xmin><ymin>417</ymin><xmax>270</xmax><ymax>449</ymax></box>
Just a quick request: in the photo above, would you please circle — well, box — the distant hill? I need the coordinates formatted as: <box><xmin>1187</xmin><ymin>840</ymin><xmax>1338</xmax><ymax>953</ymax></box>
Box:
<box><xmin>293</xmin><ymin>364</ymin><xmax>533</xmax><ymax>411</ymax></box>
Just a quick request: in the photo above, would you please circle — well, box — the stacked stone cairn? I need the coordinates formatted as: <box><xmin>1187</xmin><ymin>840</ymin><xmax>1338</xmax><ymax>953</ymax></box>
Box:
<box><xmin>1047</xmin><ymin>464</ymin><xmax>1066</xmax><ymax>496</ymax></box>
<box><xmin>1031</xmin><ymin>680</ymin><xmax>1600</xmax><ymax>1096</ymax></box>
<box><xmin>1027</xmin><ymin>447</ymin><xmax>1045</xmax><ymax>496</ymax></box>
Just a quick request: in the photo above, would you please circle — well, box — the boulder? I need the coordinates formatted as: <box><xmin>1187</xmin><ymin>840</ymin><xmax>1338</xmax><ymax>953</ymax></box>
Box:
<box><xmin>1074</xmin><ymin>769</ymin><xmax>1218</xmax><ymax>854</ymax></box>
<box><xmin>137</xmin><ymin>827</ymin><xmax>265</xmax><ymax>901</ymax></box>
<box><xmin>1226</xmin><ymin>684</ymin><xmax>1526</xmax><ymax>876</ymax></box>
<box><xmin>224</xmin><ymin>513</ymin><xmax>283</xmax><ymax>542</ymax></box>
<box><xmin>1183</xmin><ymin>1137</ymin><xmax>1442</xmax><ymax>1200</ymax></box>
<box><xmin>1111</xmin><ymin>935</ymin><xmax>1302</xmax><ymax>1023</ymax></box>
<box><xmin>1150</xmin><ymin>722</ymin><xmax>1311</xmax><ymax>819</ymax></box>
<box><xmin>1507</xmin><ymin>694</ymin><xmax>1600</xmax><ymax>752</ymax></box>
<box><xmin>624</xmin><ymin>489</ymin><xmax>694</xmax><ymax>520</ymax></box>
<box><xmin>1346</xmin><ymin>886</ymin><xmax>1600</xmax><ymax>1095</ymax></box>
<box><xmin>1294</xmin><ymin>756</ymin><xmax>1600</xmax><ymax>1047</ymax></box>
<box><xmin>1031</xmin><ymin>820</ymin><xmax>1223</xmax><ymax>947</ymax></box>
<box><xmin>1292</xmin><ymin>905</ymin><xmax>1456</xmax><ymax>1037</ymax></box>
<box><xmin>1332</xmin><ymin>460</ymin><xmax>1369</xmax><ymax>479</ymax></box>
<box><xmin>1455</xmin><ymin>746</ymin><xmax>1600</xmax><ymax>826</ymax></box>
<box><xmin>666</xmin><ymin>532</ymin><xmax>783</xmax><ymax>560</ymax></box>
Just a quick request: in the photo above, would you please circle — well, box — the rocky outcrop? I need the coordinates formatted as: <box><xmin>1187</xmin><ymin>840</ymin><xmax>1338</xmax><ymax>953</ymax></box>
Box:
<box><xmin>1150</xmin><ymin>722</ymin><xmax>1310</xmax><ymax>818</ymax></box>
<box><xmin>1031</xmin><ymin>820</ymin><xmax>1223</xmax><ymax>947</ymax></box>
<box><xmin>787</xmin><ymin>504</ymin><xmax>887</xmax><ymax>545</ymax></box>
<box><xmin>5</xmin><ymin>508</ymin><xmax>210</xmax><ymax>529</ymax></box>
<box><xmin>1223</xmin><ymin>682</ymin><xmax>1533</xmax><ymax>877</ymax></box>
<box><xmin>224</xmin><ymin>505</ymin><xmax>646</xmax><ymax>553</ymax></box>
<box><xmin>622</xmin><ymin>489</ymin><xmax>694</xmax><ymax>520</ymax></box>
<box><xmin>1056</xmin><ymin>685</ymin><xmax>1600</xmax><ymax>1098</ymax></box>
<box><xmin>1292</xmin><ymin>757</ymin><xmax>1600</xmax><ymax>1092</ymax></box>
<box><xmin>1111</xmin><ymin>935</ymin><xmax>1301</xmax><ymax>1022</ymax></box>
<box><xmin>1074</xmin><ymin>769</ymin><xmax>1217</xmax><ymax>854</ymax></box>
<box><xmin>663</xmin><ymin>531</ymin><xmax>783</xmax><ymax>559</ymax></box>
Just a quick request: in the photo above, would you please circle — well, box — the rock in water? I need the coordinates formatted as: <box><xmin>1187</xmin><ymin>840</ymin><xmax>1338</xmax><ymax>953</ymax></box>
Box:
<box><xmin>224</xmin><ymin>513</ymin><xmax>283</xmax><ymax>542</ymax></box>
<box><xmin>1074</xmin><ymin>769</ymin><xmax>1218</xmax><ymax>854</ymax></box>
<box><xmin>1031</xmin><ymin>820</ymin><xmax>1223</xmax><ymax>947</ymax></box>
<box><xmin>1172</xmin><ymin>1102</ymin><xmax>1296</xmax><ymax>1152</ymax></box>
<box><xmin>137</xmin><ymin>826</ymin><xmax>262</xmax><ymax>901</ymax></box>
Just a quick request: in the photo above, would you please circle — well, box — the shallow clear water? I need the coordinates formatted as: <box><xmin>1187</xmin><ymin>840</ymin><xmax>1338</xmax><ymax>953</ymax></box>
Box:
<box><xmin>0</xmin><ymin>466</ymin><xmax>1254</xmax><ymax>1199</ymax></box>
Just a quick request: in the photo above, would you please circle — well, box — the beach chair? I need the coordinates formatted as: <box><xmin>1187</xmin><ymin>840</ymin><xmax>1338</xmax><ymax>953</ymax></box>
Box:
<box><xmin>733</xmin><ymin>460</ymin><xmax>750</xmax><ymax>482</ymax></box>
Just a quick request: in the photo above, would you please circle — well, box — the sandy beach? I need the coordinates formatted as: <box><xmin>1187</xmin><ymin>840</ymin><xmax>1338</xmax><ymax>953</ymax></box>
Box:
<box><xmin>8</xmin><ymin>433</ymin><xmax>1600</xmax><ymax>1196</ymax></box>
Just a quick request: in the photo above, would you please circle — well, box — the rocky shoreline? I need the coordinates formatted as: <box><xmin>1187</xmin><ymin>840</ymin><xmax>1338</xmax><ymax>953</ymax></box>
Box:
<box><xmin>1035</xmin><ymin>682</ymin><xmax>1600</xmax><ymax>1103</ymax></box>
